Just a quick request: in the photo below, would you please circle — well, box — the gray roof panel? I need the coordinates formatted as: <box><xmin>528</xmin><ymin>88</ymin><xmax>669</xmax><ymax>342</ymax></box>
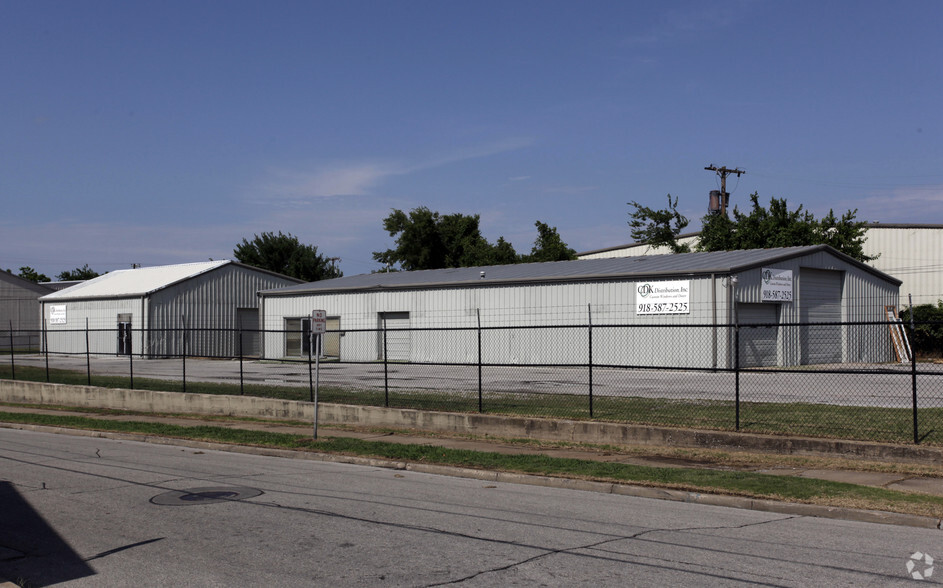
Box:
<box><xmin>262</xmin><ymin>245</ymin><xmax>901</xmax><ymax>296</ymax></box>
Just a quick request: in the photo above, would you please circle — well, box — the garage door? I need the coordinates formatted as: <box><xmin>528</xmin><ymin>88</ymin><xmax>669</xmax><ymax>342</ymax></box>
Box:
<box><xmin>738</xmin><ymin>303</ymin><xmax>778</xmax><ymax>367</ymax></box>
<box><xmin>800</xmin><ymin>268</ymin><xmax>842</xmax><ymax>364</ymax></box>
<box><xmin>379</xmin><ymin>312</ymin><xmax>410</xmax><ymax>361</ymax></box>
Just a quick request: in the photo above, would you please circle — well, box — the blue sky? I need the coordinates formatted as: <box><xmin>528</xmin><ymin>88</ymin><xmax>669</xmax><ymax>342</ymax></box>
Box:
<box><xmin>3</xmin><ymin>0</ymin><xmax>942</xmax><ymax>278</ymax></box>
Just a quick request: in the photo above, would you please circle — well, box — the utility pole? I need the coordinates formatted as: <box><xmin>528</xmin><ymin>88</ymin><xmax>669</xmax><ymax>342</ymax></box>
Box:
<box><xmin>704</xmin><ymin>165</ymin><xmax>745</xmax><ymax>217</ymax></box>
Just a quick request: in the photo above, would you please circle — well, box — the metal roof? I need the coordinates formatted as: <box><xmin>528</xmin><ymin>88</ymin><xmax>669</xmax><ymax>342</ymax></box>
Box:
<box><xmin>40</xmin><ymin>261</ymin><xmax>233</xmax><ymax>300</ymax></box>
<box><xmin>263</xmin><ymin>245</ymin><xmax>901</xmax><ymax>297</ymax></box>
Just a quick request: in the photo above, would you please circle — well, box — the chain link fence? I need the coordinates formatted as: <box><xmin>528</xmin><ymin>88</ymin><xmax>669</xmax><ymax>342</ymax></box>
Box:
<box><xmin>3</xmin><ymin>318</ymin><xmax>942</xmax><ymax>445</ymax></box>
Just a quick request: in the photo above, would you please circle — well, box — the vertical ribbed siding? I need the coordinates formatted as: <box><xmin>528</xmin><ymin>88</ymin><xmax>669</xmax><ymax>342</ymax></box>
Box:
<box><xmin>148</xmin><ymin>265</ymin><xmax>298</xmax><ymax>357</ymax></box>
<box><xmin>864</xmin><ymin>227</ymin><xmax>943</xmax><ymax>306</ymax></box>
<box><xmin>41</xmin><ymin>266</ymin><xmax>298</xmax><ymax>358</ymax></box>
<box><xmin>261</xmin><ymin>275</ymin><xmax>731</xmax><ymax>367</ymax></box>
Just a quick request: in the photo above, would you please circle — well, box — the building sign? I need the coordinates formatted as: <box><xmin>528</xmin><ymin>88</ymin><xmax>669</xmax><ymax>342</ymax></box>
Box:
<box><xmin>761</xmin><ymin>268</ymin><xmax>793</xmax><ymax>302</ymax></box>
<box><xmin>49</xmin><ymin>304</ymin><xmax>67</xmax><ymax>325</ymax></box>
<box><xmin>636</xmin><ymin>280</ymin><xmax>690</xmax><ymax>315</ymax></box>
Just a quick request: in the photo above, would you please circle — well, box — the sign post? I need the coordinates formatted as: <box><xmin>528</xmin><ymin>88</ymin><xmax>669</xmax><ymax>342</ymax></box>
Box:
<box><xmin>311</xmin><ymin>310</ymin><xmax>327</xmax><ymax>439</ymax></box>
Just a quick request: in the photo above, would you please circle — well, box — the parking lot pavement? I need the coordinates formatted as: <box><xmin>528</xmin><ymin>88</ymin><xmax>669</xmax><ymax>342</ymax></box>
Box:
<box><xmin>11</xmin><ymin>354</ymin><xmax>943</xmax><ymax>408</ymax></box>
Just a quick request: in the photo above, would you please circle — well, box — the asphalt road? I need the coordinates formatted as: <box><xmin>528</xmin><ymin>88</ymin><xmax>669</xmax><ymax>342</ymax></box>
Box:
<box><xmin>13</xmin><ymin>353</ymin><xmax>943</xmax><ymax>408</ymax></box>
<box><xmin>2</xmin><ymin>428</ymin><xmax>941</xmax><ymax>586</ymax></box>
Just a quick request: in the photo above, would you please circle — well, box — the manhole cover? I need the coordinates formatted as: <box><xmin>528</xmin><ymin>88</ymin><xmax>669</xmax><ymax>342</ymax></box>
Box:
<box><xmin>150</xmin><ymin>486</ymin><xmax>263</xmax><ymax>506</ymax></box>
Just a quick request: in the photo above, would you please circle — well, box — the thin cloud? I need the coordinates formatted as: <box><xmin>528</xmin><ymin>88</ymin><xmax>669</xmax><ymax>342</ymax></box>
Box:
<box><xmin>850</xmin><ymin>185</ymin><xmax>943</xmax><ymax>223</ymax></box>
<box><xmin>254</xmin><ymin>137</ymin><xmax>534</xmax><ymax>200</ymax></box>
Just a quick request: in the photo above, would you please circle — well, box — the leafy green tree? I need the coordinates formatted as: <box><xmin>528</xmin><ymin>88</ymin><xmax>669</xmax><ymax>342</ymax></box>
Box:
<box><xmin>234</xmin><ymin>232</ymin><xmax>342</xmax><ymax>282</ymax></box>
<box><xmin>374</xmin><ymin>207</ymin><xmax>578</xmax><ymax>270</ymax></box>
<box><xmin>15</xmin><ymin>266</ymin><xmax>50</xmax><ymax>283</ymax></box>
<box><xmin>374</xmin><ymin>207</ymin><xmax>507</xmax><ymax>270</ymax></box>
<box><xmin>522</xmin><ymin>221</ymin><xmax>577</xmax><ymax>263</ymax></box>
<box><xmin>57</xmin><ymin>264</ymin><xmax>100</xmax><ymax>281</ymax></box>
<box><xmin>900</xmin><ymin>301</ymin><xmax>943</xmax><ymax>357</ymax></box>
<box><xmin>698</xmin><ymin>193</ymin><xmax>874</xmax><ymax>261</ymax></box>
<box><xmin>628</xmin><ymin>192</ymin><xmax>874</xmax><ymax>262</ymax></box>
<box><xmin>627</xmin><ymin>195</ymin><xmax>691</xmax><ymax>253</ymax></box>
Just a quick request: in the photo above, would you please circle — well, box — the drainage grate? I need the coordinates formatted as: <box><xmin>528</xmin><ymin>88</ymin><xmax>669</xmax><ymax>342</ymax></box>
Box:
<box><xmin>150</xmin><ymin>486</ymin><xmax>263</xmax><ymax>506</ymax></box>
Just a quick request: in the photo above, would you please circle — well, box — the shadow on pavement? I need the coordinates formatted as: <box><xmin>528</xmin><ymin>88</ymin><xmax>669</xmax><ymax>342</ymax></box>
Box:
<box><xmin>0</xmin><ymin>481</ymin><xmax>96</xmax><ymax>586</ymax></box>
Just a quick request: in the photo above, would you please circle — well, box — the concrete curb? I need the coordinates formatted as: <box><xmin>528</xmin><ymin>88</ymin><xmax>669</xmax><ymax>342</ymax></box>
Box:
<box><xmin>3</xmin><ymin>421</ymin><xmax>941</xmax><ymax>531</ymax></box>
<box><xmin>3</xmin><ymin>379</ymin><xmax>943</xmax><ymax>464</ymax></box>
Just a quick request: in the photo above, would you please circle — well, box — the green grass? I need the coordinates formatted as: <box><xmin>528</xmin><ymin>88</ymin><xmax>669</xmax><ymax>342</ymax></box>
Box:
<box><xmin>1</xmin><ymin>409</ymin><xmax>941</xmax><ymax>517</ymax></box>
<box><xmin>3</xmin><ymin>363</ymin><xmax>942</xmax><ymax>446</ymax></box>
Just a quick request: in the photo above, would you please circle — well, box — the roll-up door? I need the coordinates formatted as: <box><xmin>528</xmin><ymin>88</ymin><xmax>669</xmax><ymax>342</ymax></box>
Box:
<box><xmin>379</xmin><ymin>312</ymin><xmax>410</xmax><ymax>361</ymax></box>
<box><xmin>800</xmin><ymin>268</ymin><xmax>842</xmax><ymax>364</ymax></box>
<box><xmin>737</xmin><ymin>303</ymin><xmax>778</xmax><ymax>367</ymax></box>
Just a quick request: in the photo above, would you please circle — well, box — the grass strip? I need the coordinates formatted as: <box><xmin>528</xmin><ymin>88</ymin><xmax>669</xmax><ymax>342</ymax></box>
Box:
<box><xmin>4</xmin><ymin>363</ymin><xmax>943</xmax><ymax>446</ymax></box>
<box><xmin>2</xmin><ymin>410</ymin><xmax>942</xmax><ymax>518</ymax></box>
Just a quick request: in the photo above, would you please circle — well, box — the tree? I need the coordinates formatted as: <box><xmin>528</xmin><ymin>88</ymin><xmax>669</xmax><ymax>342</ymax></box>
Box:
<box><xmin>374</xmin><ymin>207</ymin><xmax>579</xmax><ymax>271</ymax></box>
<box><xmin>234</xmin><ymin>232</ymin><xmax>342</xmax><ymax>282</ymax></box>
<box><xmin>522</xmin><ymin>221</ymin><xmax>577</xmax><ymax>263</ymax></box>
<box><xmin>373</xmin><ymin>207</ymin><xmax>508</xmax><ymax>271</ymax></box>
<box><xmin>628</xmin><ymin>192</ymin><xmax>875</xmax><ymax>262</ymax></box>
<box><xmin>627</xmin><ymin>194</ymin><xmax>691</xmax><ymax>253</ymax></box>
<box><xmin>15</xmin><ymin>266</ymin><xmax>50</xmax><ymax>283</ymax></box>
<box><xmin>57</xmin><ymin>264</ymin><xmax>100</xmax><ymax>281</ymax></box>
<box><xmin>900</xmin><ymin>301</ymin><xmax>943</xmax><ymax>357</ymax></box>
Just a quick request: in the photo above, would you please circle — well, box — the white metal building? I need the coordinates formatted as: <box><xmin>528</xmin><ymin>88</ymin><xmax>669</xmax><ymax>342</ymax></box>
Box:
<box><xmin>259</xmin><ymin>245</ymin><xmax>900</xmax><ymax>369</ymax></box>
<box><xmin>40</xmin><ymin>261</ymin><xmax>302</xmax><ymax>357</ymax></box>
<box><xmin>579</xmin><ymin>223</ymin><xmax>942</xmax><ymax>307</ymax></box>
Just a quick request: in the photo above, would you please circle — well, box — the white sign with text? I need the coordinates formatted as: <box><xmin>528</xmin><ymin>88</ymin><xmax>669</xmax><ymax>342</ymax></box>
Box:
<box><xmin>761</xmin><ymin>268</ymin><xmax>793</xmax><ymax>302</ymax></box>
<box><xmin>49</xmin><ymin>304</ymin><xmax>67</xmax><ymax>325</ymax></box>
<box><xmin>636</xmin><ymin>280</ymin><xmax>690</xmax><ymax>315</ymax></box>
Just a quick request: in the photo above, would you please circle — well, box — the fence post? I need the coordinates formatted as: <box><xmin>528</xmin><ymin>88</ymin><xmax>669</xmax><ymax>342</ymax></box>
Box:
<box><xmin>181</xmin><ymin>316</ymin><xmax>187</xmax><ymax>393</ymax></box>
<box><xmin>43</xmin><ymin>319</ymin><xmax>49</xmax><ymax>382</ymax></box>
<box><xmin>477</xmin><ymin>309</ymin><xmax>482</xmax><ymax>413</ymax></box>
<box><xmin>307</xmin><ymin>328</ymin><xmax>314</xmax><ymax>403</ymax></box>
<box><xmin>239</xmin><ymin>326</ymin><xmax>245</xmax><ymax>396</ymax></box>
<box><xmin>383</xmin><ymin>318</ymin><xmax>389</xmax><ymax>407</ymax></box>
<box><xmin>8</xmin><ymin>320</ymin><xmax>14</xmax><ymax>380</ymax></box>
<box><xmin>588</xmin><ymin>304</ymin><xmax>594</xmax><ymax>418</ymax></box>
<box><xmin>85</xmin><ymin>318</ymin><xmax>91</xmax><ymax>386</ymax></box>
<box><xmin>129</xmin><ymin>326</ymin><xmax>134</xmax><ymax>390</ymax></box>
<box><xmin>909</xmin><ymin>294</ymin><xmax>918</xmax><ymax>444</ymax></box>
<box><xmin>734</xmin><ymin>324</ymin><xmax>740</xmax><ymax>431</ymax></box>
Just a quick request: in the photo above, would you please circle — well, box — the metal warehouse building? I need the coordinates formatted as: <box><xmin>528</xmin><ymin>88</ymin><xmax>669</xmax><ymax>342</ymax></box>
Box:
<box><xmin>259</xmin><ymin>245</ymin><xmax>901</xmax><ymax>369</ymax></box>
<box><xmin>40</xmin><ymin>261</ymin><xmax>301</xmax><ymax>357</ymax></box>
<box><xmin>579</xmin><ymin>223</ymin><xmax>941</xmax><ymax>307</ymax></box>
<box><xmin>1</xmin><ymin>271</ymin><xmax>54</xmax><ymax>350</ymax></box>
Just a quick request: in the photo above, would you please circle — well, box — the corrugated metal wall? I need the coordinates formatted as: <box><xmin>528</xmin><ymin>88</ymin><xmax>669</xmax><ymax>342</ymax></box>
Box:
<box><xmin>863</xmin><ymin>226</ymin><xmax>943</xmax><ymax>306</ymax></box>
<box><xmin>41</xmin><ymin>298</ymin><xmax>144</xmax><ymax>355</ymax></box>
<box><xmin>41</xmin><ymin>265</ymin><xmax>298</xmax><ymax>357</ymax></box>
<box><xmin>262</xmin><ymin>275</ymin><xmax>733</xmax><ymax>368</ymax></box>
<box><xmin>731</xmin><ymin>250</ymin><xmax>899</xmax><ymax>365</ymax></box>
<box><xmin>0</xmin><ymin>278</ymin><xmax>47</xmax><ymax>349</ymax></box>
<box><xmin>579</xmin><ymin>225</ymin><xmax>937</xmax><ymax>307</ymax></box>
<box><xmin>263</xmin><ymin>250</ymin><xmax>900</xmax><ymax>368</ymax></box>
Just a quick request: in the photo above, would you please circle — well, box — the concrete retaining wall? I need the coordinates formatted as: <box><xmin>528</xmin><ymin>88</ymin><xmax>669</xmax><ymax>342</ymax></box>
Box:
<box><xmin>3</xmin><ymin>379</ymin><xmax>941</xmax><ymax>464</ymax></box>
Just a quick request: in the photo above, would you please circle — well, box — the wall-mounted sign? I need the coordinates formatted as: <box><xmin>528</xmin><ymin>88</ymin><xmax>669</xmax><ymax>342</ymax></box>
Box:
<box><xmin>49</xmin><ymin>304</ymin><xmax>67</xmax><ymax>325</ymax></box>
<box><xmin>636</xmin><ymin>280</ymin><xmax>690</xmax><ymax>314</ymax></box>
<box><xmin>761</xmin><ymin>268</ymin><xmax>793</xmax><ymax>302</ymax></box>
